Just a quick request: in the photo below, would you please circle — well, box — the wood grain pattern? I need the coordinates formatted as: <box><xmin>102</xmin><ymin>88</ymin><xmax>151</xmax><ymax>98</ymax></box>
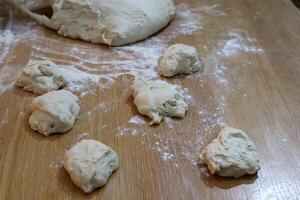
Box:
<box><xmin>1</xmin><ymin>0</ymin><xmax>300</xmax><ymax>199</ymax></box>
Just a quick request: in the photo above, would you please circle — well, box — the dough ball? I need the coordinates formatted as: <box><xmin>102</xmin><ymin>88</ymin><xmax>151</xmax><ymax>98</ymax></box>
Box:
<box><xmin>50</xmin><ymin>0</ymin><xmax>176</xmax><ymax>46</ymax></box>
<box><xmin>199</xmin><ymin>126</ymin><xmax>260</xmax><ymax>178</ymax></box>
<box><xmin>64</xmin><ymin>139</ymin><xmax>119</xmax><ymax>193</ymax></box>
<box><xmin>29</xmin><ymin>90</ymin><xmax>80</xmax><ymax>136</ymax></box>
<box><xmin>158</xmin><ymin>44</ymin><xmax>204</xmax><ymax>77</ymax></box>
<box><xmin>131</xmin><ymin>79</ymin><xmax>188</xmax><ymax>125</ymax></box>
<box><xmin>16</xmin><ymin>60</ymin><xmax>66</xmax><ymax>95</ymax></box>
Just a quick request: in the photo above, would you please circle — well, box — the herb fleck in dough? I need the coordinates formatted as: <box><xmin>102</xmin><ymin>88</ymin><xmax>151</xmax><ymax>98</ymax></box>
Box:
<box><xmin>158</xmin><ymin>44</ymin><xmax>204</xmax><ymax>77</ymax></box>
<box><xmin>16</xmin><ymin>60</ymin><xmax>66</xmax><ymax>95</ymax></box>
<box><xmin>131</xmin><ymin>79</ymin><xmax>188</xmax><ymax>125</ymax></box>
<box><xmin>29</xmin><ymin>90</ymin><xmax>80</xmax><ymax>136</ymax></box>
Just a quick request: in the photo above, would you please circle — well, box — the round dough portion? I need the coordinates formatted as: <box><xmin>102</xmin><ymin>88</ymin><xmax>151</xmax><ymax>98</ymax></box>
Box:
<box><xmin>131</xmin><ymin>79</ymin><xmax>188</xmax><ymax>125</ymax></box>
<box><xmin>199</xmin><ymin>126</ymin><xmax>260</xmax><ymax>178</ymax></box>
<box><xmin>29</xmin><ymin>90</ymin><xmax>80</xmax><ymax>136</ymax></box>
<box><xmin>158</xmin><ymin>44</ymin><xmax>204</xmax><ymax>77</ymax></box>
<box><xmin>64</xmin><ymin>139</ymin><xmax>119</xmax><ymax>193</ymax></box>
<box><xmin>50</xmin><ymin>0</ymin><xmax>176</xmax><ymax>46</ymax></box>
<box><xmin>16</xmin><ymin>60</ymin><xmax>66</xmax><ymax>95</ymax></box>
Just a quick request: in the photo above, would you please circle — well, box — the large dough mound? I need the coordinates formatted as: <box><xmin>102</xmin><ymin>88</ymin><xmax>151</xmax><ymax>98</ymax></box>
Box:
<box><xmin>64</xmin><ymin>139</ymin><xmax>119</xmax><ymax>193</ymax></box>
<box><xmin>158</xmin><ymin>44</ymin><xmax>204</xmax><ymax>77</ymax></box>
<box><xmin>199</xmin><ymin>126</ymin><xmax>260</xmax><ymax>178</ymax></box>
<box><xmin>16</xmin><ymin>60</ymin><xmax>66</xmax><ymax>95</ymax></box>
<box><xmin>29</xmin><ymin>90</ymin><xmax>80</xmax><ymax>136</ymax></box>
<box><xmin>7</xmin><ymin>0</ymin><xmax>175</xmax><ymax>46</ymax></box>
<box><xmin>50</xmin><ymin>0</ymin><xmax>176</xmax><ymax>46</ymax></box>
<box><xmin>131</xmin><ymin>79</ymin><xmax>188</xmax><ymax>125</ymax></box>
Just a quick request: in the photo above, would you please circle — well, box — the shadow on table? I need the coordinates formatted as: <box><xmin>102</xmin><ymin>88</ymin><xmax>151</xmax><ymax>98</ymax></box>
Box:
<box><xmin>11</xmin><ymin>85</ymin><xmax>35</xmax><ymax>98</ymax></box>
<box><xmin>56</xmin><ymin>168</ymin><xmax>97</xmax><ymax>198</ymax></box>
<box><xmin>57</xmin><ymin>167</ymin><xmax>118</xmax><ymax>198</ymax></box>
<box><xmin>198</xmin><ymin>165</ymin><xmax>258</xmax><ymax>189</ymax></box>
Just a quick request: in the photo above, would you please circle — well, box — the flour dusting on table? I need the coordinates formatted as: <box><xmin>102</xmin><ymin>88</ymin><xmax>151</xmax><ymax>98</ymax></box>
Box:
<box><xmin>0</xmin><ymin>3</ymin><xmax>203</xmax><ymax>94</ymax></box>
<box><xmin>128</xmin><ymin>115</ymin><xmax>146</xmax><ymax>125</ymax></box>
<box><xmin>0</xmin><ymin>2</ymin><xmax>264</xmax><ymax>167</ymax></box>
<box><xmin>76</xmin><ymin>132</ymin><xmax>90</xmax><ymax>141</ymax></box>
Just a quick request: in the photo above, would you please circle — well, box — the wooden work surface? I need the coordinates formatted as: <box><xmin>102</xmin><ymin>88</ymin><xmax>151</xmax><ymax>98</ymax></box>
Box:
<box><xmin>1</xmin><ymin>0</ymin><xmax>300</xmax><ymax>199</ymax></box>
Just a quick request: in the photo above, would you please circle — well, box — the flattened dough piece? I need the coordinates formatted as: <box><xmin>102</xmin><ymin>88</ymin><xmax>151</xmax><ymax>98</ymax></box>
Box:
<box><xmin>29</xmin><ymin>90</ymin><xmax>80</xmax><ymax>136</ymax></box>
<box><xmin>131</xmin><ymin>79</ymin><xmax>188</xmax><ymax>124</ymax></box>
<box><xmin>16</xmin><ymin>60</ymin><xmax>66</xmax><ymax>95</ymax></box>
<box><xmin>199</xmin><ymin>126</ymin><xmax>260</xmax><ymax>178</ymax></box>
<box><xmin>64</xmin><ymin>139</ymin><xmax>119</xmax><ymax>193</ymax></box>
<box><xmin>158</xmin><ymin>44</ymin><xmax>204</xmax><ymax>77</ymax></box>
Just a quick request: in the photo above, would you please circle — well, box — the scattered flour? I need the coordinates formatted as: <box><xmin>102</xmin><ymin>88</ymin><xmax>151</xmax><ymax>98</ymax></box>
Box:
<box><xmin>50</xmin><ymin>160</ymin><xmax>64</xmax><ymax>169</ymax></box>
<box><xmin>0</xmin><ymin>3</ymin><xmax>203</xmax><ymax>94</ymax></box>
<box><xmin>117</xmin><ymin>127</ymin><xmax>138</xmax><ymax>136</ymax></box>
<box><xmin>0</xmin><ymin>108</ymin><xmax>9</xmax><ymax>125</ymax></box>
<box><xmin>0</xmin><ymin>2</ymin><xmax>263</xmax><ymax>168</ymax></box>
<box><xmin>218</xmin><ymin>31</ymin><xmax>264</xmax><ymax>56</ymax></box>
<box><xmin>128</xmin><ymin>115</ymin><xmax>146</xmax><ymax>125</ymax></box>
<box><xmin>116</xmin><ymin>71</ymin><xmax>226</xmax><ymax>166</ymax></box>
<box><xmin>76</xmin><ymin>132</ymin><xmax>90</xmax><ymax>141</ymax></box>
<box><xmin>164</xmin><ymin>117</ymin><xmax>174</xmax><ymax>129</ymax></box>
<box><xmin>0</xmin><ymin>10</ymin><xmax>14</xmax><ymax>65</ymax></box>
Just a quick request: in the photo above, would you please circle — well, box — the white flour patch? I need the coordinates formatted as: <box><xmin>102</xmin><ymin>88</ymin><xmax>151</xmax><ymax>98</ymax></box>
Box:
<box><xmin>214</xmin><ymin>65</ymin><xmax>229</xmax><ymax>87</ymax></box>
<box><xmin>164</xmin><ymin>117</ymin><xmax>175</xmax><ymax>129</ymax></box>
<box><xmin>50</xmin><ymin>160</ymin><xmax>64</xmax><ymax>169</ymax></box>
<box><xmin>198</xmin><ymin>3</ymin><xmax>226</xmax><ymax>16</ymax></box>
<box><xmin>176</xmin><ymin>85</ymin><xmax>194</xmax><ymax>105</ymax></box>
<box><xmin>76</xmin><ymin>132</ymin><xmax>90</xmax><ymax>141</ymax></box>
<box><xmin>0</xmin><ymin>10</ymin><xmax>14</xmax><ymax>65</ymax></box>
<box><xmin>0</xmin><ymin>108</ymin><xmax>9</xmax><ymax>125</ymax></box>
<box><xmin>79</xmin><ymin>102</ymin><xmax>111</xmax><ymax>119</ymax></box>
<box><xmin>116</xmin><ymin>72</ymin><xmax>225</xmax><ymax>165</ymax></box>
<box><xmin>0</xmin><ymin>29</ymin><xmax>14</xmax><ymax>64</ymax></box>
<box><xmin>128</xmin><ymin>115</ymin><xmax>146</xmax><ymax>125</ymax></box>
<box><xmin>56</xmin><ymin>65</ymin><xmax>114</xmax><ymax>92</ymax></box>
<box><xmin>1</xmin><ymin>2</ymin><xmax>229</xmax><ymax>167</ymax></box>
<box><xmin>0</xmin><ymin>3</ymin><xmax>203</xmax><ymax>94</ymax></box>
<box><xmin>117</xmin><ymin>126</ymin><xmax>138</xmax><ymax>136</ymax></box>
<box><xmin>169</xmin><ymin>4</ymin><xmax>203</xmax><ymax>36</ymax></box>
<box><xmin>162</xmin><ymin>152</ymin><xmax>174</xmax><ymax>161</ymax></box>
<box><xmin>218</xmin><ymin>31</ymin><xmax>263</xmax><ymax>56</ymax></box>
<box><xmin>0</xmin><ymin>65</ymin><xmax>19</xmax><ymax>93</ymax></box>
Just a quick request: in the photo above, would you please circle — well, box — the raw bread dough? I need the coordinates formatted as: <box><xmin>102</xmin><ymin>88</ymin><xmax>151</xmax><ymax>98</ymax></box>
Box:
<box><xmin>199</xmin><ymin>126</ymin><xmax>260</xmax><ymax>178</ymax></box>
<box><xmin>131</xmin><ymin>79</ymin><xmax>188</xmax><ymax>125</ymax></box>
<box><xmin>29</xmin><ymin>90</ymin><xmax>80</xmax><ymax>136</ymax></box>
<box><xmin>20</xmin><ymin>0</ymin><xmax>53</xmax><ymax>9</ymax></box>
<box><xmin>7</xmin><ymin>0</ymin><xmax>176</xmax><ymax>46</ymax></box>
<box><xmin>16</xmin><ymin>60</ymin><xmax>66</xmax><ymax>95</ymax></box>
<box><xmin>64</xmin><ymin>139</ymin><xmax>119</xmax><ymax>193</ymax></box>
<box><xmin>158</xmin><ymin>44</ymin><xmax>204</xmax><ymax>77</ymax></box>
<box><xmin>5</xmin><ymin>0</ymin><xmax>58</xmax><ymax>29</ymax></box>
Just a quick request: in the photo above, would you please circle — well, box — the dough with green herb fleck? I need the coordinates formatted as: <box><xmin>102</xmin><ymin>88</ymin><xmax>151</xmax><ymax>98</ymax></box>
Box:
<box><xmin>29</xmin><ymin>90</ymin><xmax>80</xmax><ymax>136</ymax></box>
<box><xmin>131</xmin><ymin>79</ymin><xmax>188</xmax><ymax>125</ymax></box>
<box><xmin>16</xmin><ymin>60</ymin><xmax>66</xmax><ymax>95</ymax></box>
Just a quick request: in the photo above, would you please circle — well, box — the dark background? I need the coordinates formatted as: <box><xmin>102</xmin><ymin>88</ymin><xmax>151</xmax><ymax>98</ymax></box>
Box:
<box><xmin>292</xmin><ymin>0</ymin><xmax>300</xmax><ymax>7</ymax></box>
